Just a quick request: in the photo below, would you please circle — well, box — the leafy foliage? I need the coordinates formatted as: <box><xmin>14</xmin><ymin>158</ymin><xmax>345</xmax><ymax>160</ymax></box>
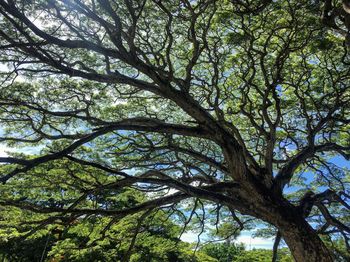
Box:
<box><xmin>0</xmin><ymin>1</ymin><xmax>349</xmax><ymax>261</ymax></box>
<box><xmin>200</xmin><ymin>242</ymin><xmax>245</xmax><ymax>262</ymax></box>
<box><xmin>235</xmin><ymin>248</ymin><xmax>292</xmax><ymax>262</ymax></box>
<box><xmin>0</xmin><ymin>163</ymin><xmax>213</xmax><ymax>261</ymax></box>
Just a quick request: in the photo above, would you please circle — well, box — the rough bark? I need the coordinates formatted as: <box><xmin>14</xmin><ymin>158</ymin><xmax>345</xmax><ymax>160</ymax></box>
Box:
<box><xmin>272</xmin><ymin>231</ymin><xmax>281</xmax><ymax>262</ymax></box>
<box><xmin>278</xmin><ymin>221</ymin><xmax>333</xmax><ymax>262</ymax></box>
<box><xmin>231</xmin><ymin>187</ymin><xmax>334</xmax><ymax>262</ymax></box>
<box><xmin>266</xmin><ymin>203</ymin><xmax>334</xmax><ymax>262</ymax></box>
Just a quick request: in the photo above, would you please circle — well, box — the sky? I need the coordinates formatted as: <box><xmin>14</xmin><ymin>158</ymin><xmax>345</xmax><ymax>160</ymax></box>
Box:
<box><xmin>0</xmin><ymin>144</ymin><xmax>41</xmax><ymax>158</ymax></box>
<box><xmin>0</xmin><ymin>144</ymin><xmax>13</xmax><ymax>157</ymax></box>
<box><xmin>181</xmin><ymin>230</ymin><xmax>276</xmax><ymax>250</ymax></box>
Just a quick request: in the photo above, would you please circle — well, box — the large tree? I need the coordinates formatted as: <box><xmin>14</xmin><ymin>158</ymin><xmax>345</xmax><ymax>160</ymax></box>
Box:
<box><xmin>0</xmin><ymin>0</ymin><xmax>349</xmax><ymax>261</ymax></box>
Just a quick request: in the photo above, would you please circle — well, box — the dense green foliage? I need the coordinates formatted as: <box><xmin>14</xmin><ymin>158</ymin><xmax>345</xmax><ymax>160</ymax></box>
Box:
<box><xmin>234</xmin><ymin>249</ymin><xmax>292</xmax><ymax>262</ymax></box>
<box><xmin>199</xmin><ymin>242</ymin><xmax>245</xmax><ymax>262</ymax></box>
<box><xmin>0</xmin><ymin>160</ymin><xmax>215</xmax><ymax>261</ymax></box>
<box><xmin>0</xmin><ymin>0</ymin><xmax>349</xmax><ymax>261</ymax></box>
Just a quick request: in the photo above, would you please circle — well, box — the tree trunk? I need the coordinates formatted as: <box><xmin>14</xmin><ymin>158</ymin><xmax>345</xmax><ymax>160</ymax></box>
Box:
<box><xmin>274</xmin><ymin>213</ymin><xmax>333</xmax><ymax>262</ymax></box>
<box><xmin>226</xmin><ymin>167</ymin><xmax>334</xmax><ymax>261</ymax></box>
<box><xmin>236</xmin><ymin>194</ymin><xmax>334</xmax><ymax>262</ymax></box>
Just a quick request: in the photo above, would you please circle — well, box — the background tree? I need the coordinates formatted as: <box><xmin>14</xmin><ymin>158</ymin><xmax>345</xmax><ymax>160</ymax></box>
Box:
<box><xmin>199</xmin><ymin>242</ymin><xmax>245</xmax><ymax>262</ymax></box>
<box><xmin>0</xmin><ymin>1</ymin><xmax>349</xmax><ymax>261</ymax></box>
<box><xmin>234</xmin><ymin>248</ymin><xmax>293</xmax><ymax>262</ymax></box>
<box><xmin>0</xmin><ymin>161</ymin><xmax>216</xmax><ymax>262</ymax></box>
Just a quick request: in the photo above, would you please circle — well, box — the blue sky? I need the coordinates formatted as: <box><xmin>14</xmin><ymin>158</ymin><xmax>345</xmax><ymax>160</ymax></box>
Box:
<box><xmin>181</xmin><ymin>230</ymin><xmax>276</xmax><ymax>250</ymax></box>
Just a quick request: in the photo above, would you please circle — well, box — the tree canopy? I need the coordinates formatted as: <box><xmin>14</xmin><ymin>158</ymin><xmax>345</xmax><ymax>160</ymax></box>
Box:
<box><xmin>0</xmin><ymin>1</ymin><xmax>349</xmax><ymax>261</ymax></box>
<box><xmin>0</xmin><ymin>176</ymin><xmax>215</xmax><ymax>262</ymax></box>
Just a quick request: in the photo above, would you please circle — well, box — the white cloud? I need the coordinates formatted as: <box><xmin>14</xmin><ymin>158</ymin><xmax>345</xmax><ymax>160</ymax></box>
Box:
<box><xmin>181</xmin><ymin>231</ymin><xmax>200</xmax><ymax>243</ymax></box>
<box><xmin>0</xmin><ymin>144</ymin><xmax>13</xmax><ymax>157</ymax></box>
<box><xmin>236</xmin><ymin>234</ymin><xmax>274</xmax><ymax>250</ymax></box>
<box><xmin>180</xmin><ymin>230</ymin><xmax>276</xmax><ymax>250</ymax></box>
<box><xmin>165</xmin><ymin>188</ymin><xmax>179</xmax><ymax>196</ymax></box>
<box><xmin>0</xmin><ymin>144</ymin><xmax>42</xmax><ymax>158</ymax></box>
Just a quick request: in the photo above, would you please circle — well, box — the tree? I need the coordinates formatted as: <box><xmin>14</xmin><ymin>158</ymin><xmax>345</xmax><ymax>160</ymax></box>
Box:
<box><xmin>198</xmin><ymin>242</ymin><xmax>293</xmax><ymax>262</ymax></box>
<box><xmin>235</xmin><ymin>248</ymin><xmax>293</xmax><ymax>262</ymax></box>
<box><xmin>0</xmin><ymin>161</ymin><xmax>215</xmax><ymax>262</ymax></box>
<box><xmin>200</xmin><ymin>242</ymin><xmax>245</xmax><ymax>262</ymax></box>
<box><xmin>0</xmin><ymin>1</ymin><xmax>349</xmax><ymax>261</ymax></box>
